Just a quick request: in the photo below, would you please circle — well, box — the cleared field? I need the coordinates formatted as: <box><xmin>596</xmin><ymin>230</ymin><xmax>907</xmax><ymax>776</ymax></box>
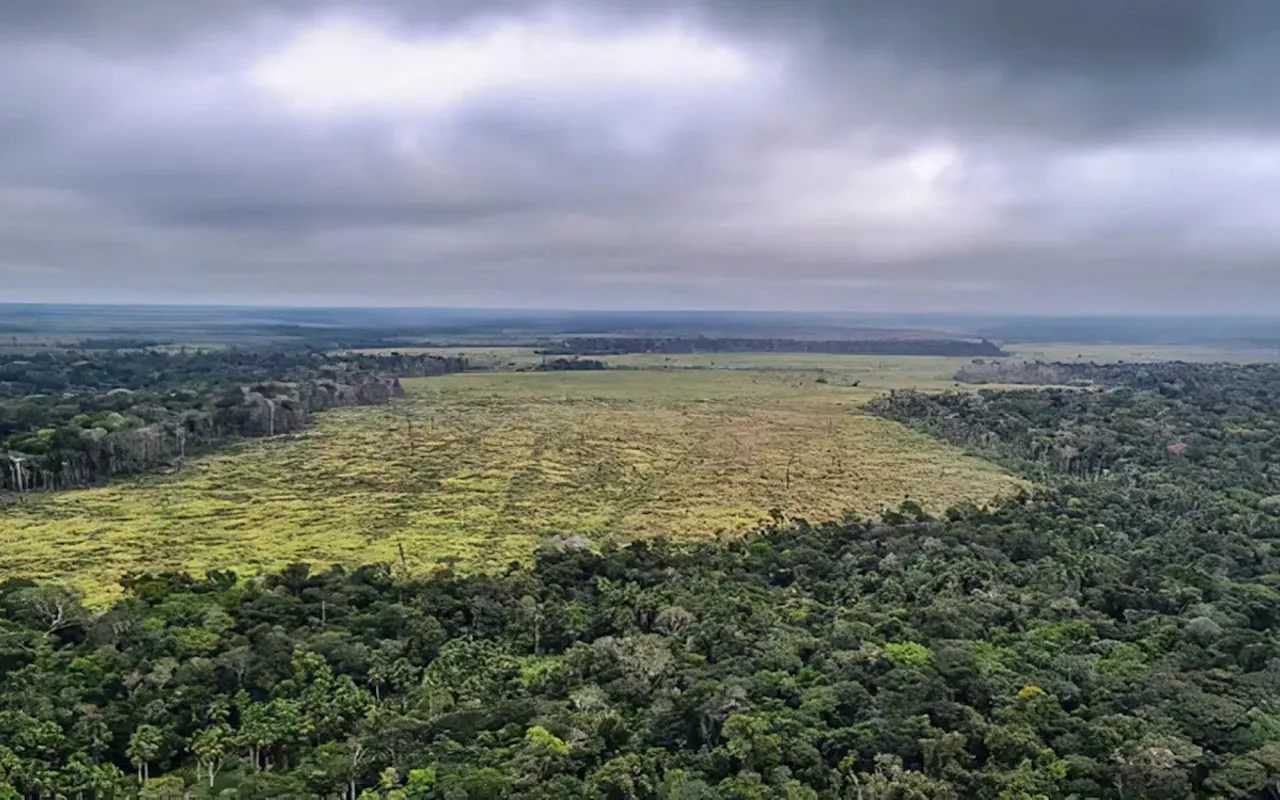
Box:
<box><xmin>354</xmin><ymin>347</ymin><xmax>980</xmax><ymax>391</ymax></box>
<box><xmin>0</xmin><ymin>370</ymin><xmax>1024</xmax><ymax>602</ymax></box>
<box><xmin>603</xmin><ymin>352</ymin><xmax>970</xmax><ymax>389</ymax></box>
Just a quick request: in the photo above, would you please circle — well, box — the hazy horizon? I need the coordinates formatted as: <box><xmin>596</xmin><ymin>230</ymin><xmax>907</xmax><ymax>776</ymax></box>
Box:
<box><xmin>6</xmin><ymin>301</ymin><xmax>1280</xmax><ymax>321</ymax></box>
<box><xmin>4</xmin><ymin>1</ymin><xmax>1280</xmax><ymax>313</ymax></box>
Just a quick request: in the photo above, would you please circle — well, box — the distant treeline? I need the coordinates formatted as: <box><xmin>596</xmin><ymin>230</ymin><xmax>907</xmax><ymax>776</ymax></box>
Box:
<box><xmin>76</xmin><ymin>338</ymin><xmax>169</xmax><ymax>350</ymax></box>
<box><xmin>0</xmin><ymin>349</ymin><xmax>466</xmax><ymax>493</ymax></box>
<box><xmin>953</xmin><ymin>359</ymin><xmax>1235</xmax><ymax>387</ymax></box>
<box><xmin>534</xmin><ymin>357</ymin><xmax>607</xmax><ymax>371</ymax></box>
<box><xmin>538</xmin><ymin>336</ymin><xmax>1007</xmax><ymax>357</ymax></box>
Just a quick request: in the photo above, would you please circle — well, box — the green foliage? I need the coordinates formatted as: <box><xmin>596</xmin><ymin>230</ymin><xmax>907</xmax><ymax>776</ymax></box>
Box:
<box><xmin>524</xmin><ymin>726</ymin><xmax>571</xmax><ymax>757</ymax></box>
<box><xmin>139</xmin><ymin>775</ymin><xmax>188</xmax><ymax>799</ymax></box>
<box><xmin>883</xmin><ymin>642</ymin><xmax>931</xmax><ymax>669</ymax></box>
<box><xmin>404</xmin><ymin>767</ymin><xmax>437</xmax><ymax>799</ymax></box>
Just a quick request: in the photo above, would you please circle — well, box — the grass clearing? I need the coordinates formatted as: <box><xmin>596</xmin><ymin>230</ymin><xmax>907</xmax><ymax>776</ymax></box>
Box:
<box><xmin>0</xmin><ymin>369</ymin><xmax>1024</xmax><ymax>602</ymax></box>
<box><xmin>351</xmin><ymin>348</ymin><xmax>985</xmax><ymax>392</ymax></box>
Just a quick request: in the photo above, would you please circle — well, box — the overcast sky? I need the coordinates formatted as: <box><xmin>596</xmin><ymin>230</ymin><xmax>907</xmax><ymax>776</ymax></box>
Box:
<box><xmin>3</xmin><ymin>0</ymin><xmax>1279</xmax><ymax>313</ymax></box>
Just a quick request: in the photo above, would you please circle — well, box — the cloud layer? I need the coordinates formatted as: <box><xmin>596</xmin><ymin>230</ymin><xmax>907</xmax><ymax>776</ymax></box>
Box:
<box><xmin>3</xmin><ymin>0</ymin><xmax>1280</xmax><ymax>312</ymax></box>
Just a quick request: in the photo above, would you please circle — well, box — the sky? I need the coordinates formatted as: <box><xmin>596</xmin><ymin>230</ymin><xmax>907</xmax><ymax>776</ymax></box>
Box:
<box><xmin>2</xmin><ymin>0</ymin><xmax>1280</xmax><ymax>314</ymax></box>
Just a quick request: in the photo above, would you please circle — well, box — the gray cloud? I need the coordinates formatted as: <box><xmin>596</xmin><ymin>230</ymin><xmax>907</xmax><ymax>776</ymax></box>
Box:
<box><xmin>2</xmin><ymin>0</ymin><xmax>1280</xmax><ymax>312</ymax></box>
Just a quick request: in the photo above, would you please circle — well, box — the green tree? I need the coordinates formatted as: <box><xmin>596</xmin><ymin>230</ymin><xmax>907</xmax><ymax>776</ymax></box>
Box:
<box><xmin>191</xmin><ymin>722</ymin><xmax>231</xmax><ymax>788</ymax></box>
<box><xmin>127</xmin><ymin>724</ymin><xmax>164</xmax><ymax>783</ymax></box>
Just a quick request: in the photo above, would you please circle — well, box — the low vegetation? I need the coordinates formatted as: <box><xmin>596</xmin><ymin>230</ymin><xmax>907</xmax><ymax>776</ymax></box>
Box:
<box><xmin>0</xmin><ymin>369</ymin><xmax>1023</xmax><ymax>601</ymax></box>
<box><xmin>354</xmin><ymin>349</ymin><xmax>992</xmax><ymax>392</ymax></box>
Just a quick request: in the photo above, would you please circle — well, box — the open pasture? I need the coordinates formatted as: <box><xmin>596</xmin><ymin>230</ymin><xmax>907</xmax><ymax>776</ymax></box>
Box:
<box><xmin>0</xmin><ymin>368</ymin><xmax>1024</xmax><ymax>601</ymax></box>
<box><xmin>354</xmin><ymin>347</ymin><xmax>981</xmax><ymax>392</ymax></box>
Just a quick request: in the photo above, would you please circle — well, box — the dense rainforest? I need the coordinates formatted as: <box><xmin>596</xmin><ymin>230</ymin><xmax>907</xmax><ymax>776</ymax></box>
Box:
<box><xmin>3</xmin><ymin>361</ymin><xmax>1280</xmax><ymax>797</ymax></box>
<box><xmin>537</xmin><ymin>338</ymin><xmax>1006</xmax><ymax>358</ymax></box>
<box><xmin>875</xmin><ymin>361</ymin><xmax>1280</xmax><ymax>487</ymax></box>
<box><xmin>0</xmin><ymin>349</ymin><xmax>465</xmax><ymax>492</ymax></box>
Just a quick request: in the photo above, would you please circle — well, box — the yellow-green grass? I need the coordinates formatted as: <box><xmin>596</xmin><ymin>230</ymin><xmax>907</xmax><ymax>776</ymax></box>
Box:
<box><xmin>0</xmin><ymin>370</ymin><xmax>1024</xmax><ymax>603</ymax></box>
<box><xmin>354</xmin><ymin>349</ymin><xmax>1050</xmax><ymax>401</ymax></box>
<box><xmin>352</xmin><ymin>347</ymin><xmax>987</xmax><ymax>390</ymax></box>
<box><xmin>604</xmin><ymin>352</ymin><xmax>970</xmax><ymax>388</ymax></box>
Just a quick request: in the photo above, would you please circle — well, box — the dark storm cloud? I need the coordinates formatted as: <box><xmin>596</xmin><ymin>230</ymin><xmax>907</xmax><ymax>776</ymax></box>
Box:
<box><xmin>706</xmin><ymin>0</ymin><xmax>1280</xmax><ymax>140</ymax></box>
<box><xmin>2</xmin><ymin>0</ymin><xmax>1280</xmax><ymax>311</ymax></box>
